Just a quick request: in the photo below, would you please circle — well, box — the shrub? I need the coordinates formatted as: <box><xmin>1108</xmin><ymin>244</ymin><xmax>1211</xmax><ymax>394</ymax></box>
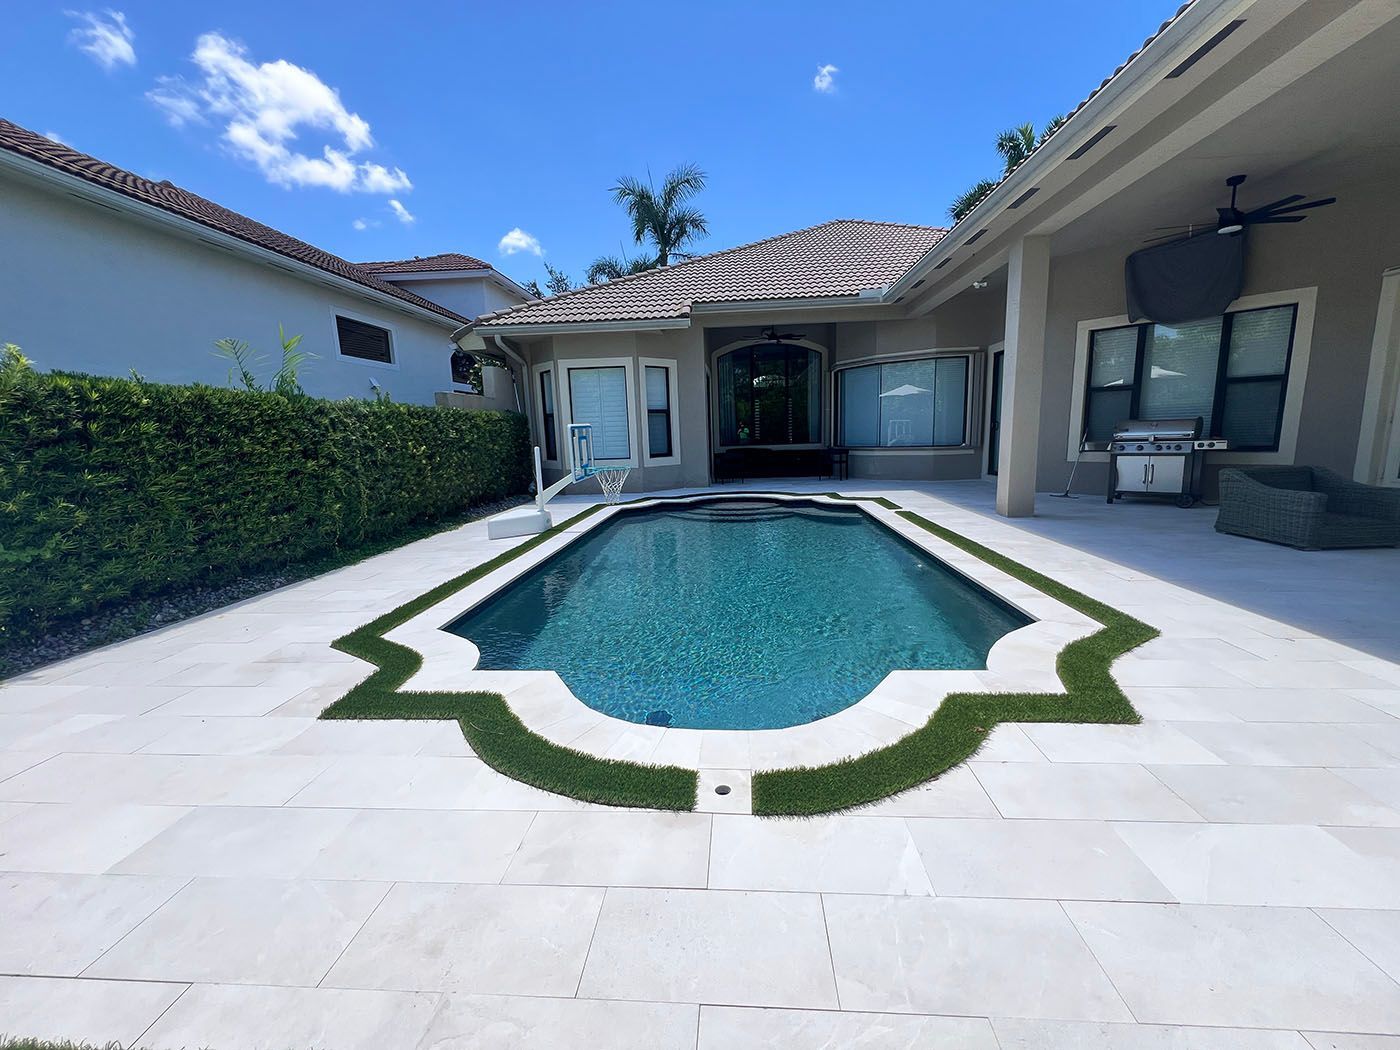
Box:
<box><xmin>0</xmin><ymin>345</ymin><xmax>530</xmax><ymax>639</ymax></box>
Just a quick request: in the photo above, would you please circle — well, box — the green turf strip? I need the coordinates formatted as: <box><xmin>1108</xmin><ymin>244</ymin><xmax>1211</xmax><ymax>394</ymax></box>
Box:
<box><xmin>748</xmin><ymin>509</ymin><xmax>1157</xmax><ymax>816</ymax></box>
<box><xmin>320</xmin><ymin>494</ymin><xmax>1154</xmax><ymax>816</ymax></box>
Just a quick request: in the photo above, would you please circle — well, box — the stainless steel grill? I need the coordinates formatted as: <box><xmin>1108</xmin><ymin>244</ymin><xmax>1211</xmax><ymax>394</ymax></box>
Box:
<box><xmin>1107</xmin><ymin>417</ymin><xmax>1229</xmax><ymax>507</ymax></box>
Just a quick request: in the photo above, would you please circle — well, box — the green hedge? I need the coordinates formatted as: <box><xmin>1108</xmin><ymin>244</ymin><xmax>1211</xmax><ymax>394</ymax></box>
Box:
<box><xmin>0</xmin><ymin>346</ymin><xmax>531</xmax><ymax>636</ymax></box>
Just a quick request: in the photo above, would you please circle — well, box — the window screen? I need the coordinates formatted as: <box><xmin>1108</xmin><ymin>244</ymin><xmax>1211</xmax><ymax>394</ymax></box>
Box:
<box><xmin>335</xmin><ymin>316</ymin><xmax>392</xmax><ymax>363</ymax></box>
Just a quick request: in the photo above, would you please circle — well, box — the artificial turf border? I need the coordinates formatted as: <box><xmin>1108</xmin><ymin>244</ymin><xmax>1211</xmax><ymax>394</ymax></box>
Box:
<box><xmin>320</xmin><ymin>493</ymin><xmax>1155</xmax><ymax>816</ymax></box>
<box><xmin>749</xmin><ymin>509</ymin><xmax>1158</xmax><ymax>816</ymax></box>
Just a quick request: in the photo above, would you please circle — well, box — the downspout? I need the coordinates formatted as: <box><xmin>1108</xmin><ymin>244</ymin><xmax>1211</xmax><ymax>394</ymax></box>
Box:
<box><xmin>491</xmin><ymin>334</ymin><xmax>527</xmax><ymax>415</ymax></box>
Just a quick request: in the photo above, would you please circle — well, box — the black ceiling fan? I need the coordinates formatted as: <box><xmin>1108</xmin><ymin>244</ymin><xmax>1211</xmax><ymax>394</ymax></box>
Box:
<box><xmin>760</xmin><ymin>326</ymin><xmax>804</xmax><ymax>342</ymax></box>
<box><xmin>1145</xmin><ymin>174</ymin><xmax>1336</xmax><ymax>244</ymax></box>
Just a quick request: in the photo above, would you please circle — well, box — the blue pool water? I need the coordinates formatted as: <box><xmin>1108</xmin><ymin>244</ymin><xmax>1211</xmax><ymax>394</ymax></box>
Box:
<box><xmin>447</xmin><ymin>499</ymin><xmax>1029</xmax><ymax>730</ymax></box>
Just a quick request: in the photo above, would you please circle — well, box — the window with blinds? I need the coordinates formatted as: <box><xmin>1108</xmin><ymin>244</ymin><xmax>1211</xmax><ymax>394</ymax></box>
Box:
<box><xmin>335</xmin><ymin>315</ymin><xmax>393</xmax><ymax>363</ymax></box>
<box><xmin>836</xmin><ymin>355</ymin><xmax>970</xmax><ymax>448</ymax></box>
<box><xmin>1082</xmin><ymin>303</ymin><xmax>1297</xmax><ymax>451</ymax></box>
<box><xmin>568</xmin><ymin>366</ymin><xmax>631</xmax><ymax>460</ymax></box>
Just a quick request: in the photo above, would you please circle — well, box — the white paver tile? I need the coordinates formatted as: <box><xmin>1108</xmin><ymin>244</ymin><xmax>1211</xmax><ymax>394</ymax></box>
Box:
<box><xmin>1302</xmin><ymin>1034</ymin><xmax>1400</xmax><ymax>1049</ymax></box>
<box><xmin>140</xmin><ymin>983</ymin><xmax>441</xmax><ymax>1050</ymax></box>
<box><xmin>992</xmin><ymin>1017</ymin><xmax>1310</xmax><ymax>1048</ymax></box>
<box><xmin>418</xmin><ymin>993</ymin><xmax>698</xmax><ymax>1050</ymax></box>
<box><xmin>1020</xmin><ymin>723</ymin><xmax>1223</xmax><ymax>764</ymax></box>
<box><xmin>0</xmin><ymin>802</ymin><xmax>190</xmax><ymax>874</ymax></box>
<box><xmin>971</xmin><ymin>761</ymin><xmax>1203</xmax><ymax>821</ymax></box>
<box><xmin>579</xmin><ymin>888</ymin><xmax>838</xmax><ymax>1009</ymax></box>
<box><xmin>1113</xmin><ymin>823</ymin><xmax>1400</xmax><ymax>908</ymax></box>
<box><xmin>1177</xmin><ymin>722</ymin><xmax>1398</xmax><ymax>767</ymax></box>
<box><xmin>700</xmin><ymin>1005</ymin><xmax>999</xmax><ymax>1049</ymax></box>
<box><xmin>304</xmin><ymin>809</ymin><xmax>534</xmax><ymax>884</ymax></box>
<box><xmin>856</xmin><ymin>765</ymin><xmax>1001</xmax><ymax>817</ymax></box>
<box><xmin>0</xmin><ymin>975</ymin><xmax>187</xmax><ymax>1048</ymax></box>
<box><xmin>1315</xmin><ymin>908</ymin><xmax>1400</xmax><ymax>986</ymax></box>
<box><xmin>111</xmin><ymin>805</ymin><xmax>360</xmax><ymax>878</ymax></box>
<box><xmin>85</xmin><ymin>876</ymin><xmax>389</xmax><ymax>986</ymax></box>
<box><xmin>1148</xmin><ymin>765</ymin><xmax>1400</xmax><ymax>826</ymax></box>
<box><xmin>0</xmin><ymin>752</ymin><xmax>333</xmax><ymax>806</ymax></box>
<box><xmin>325</xmin><ymin>883</ymin><xmax>604</xmax><ymax>997</ymax></box>
<box><xmin>907</xmin><ymin>817</ymin><xmax>1174</xmax><ymax>901</ymax></box>
<box><xmin>1066</xmin><ymin>901</ymin><xmax>1400</xmax><ymax>1031</ymax></box>
<box><xmin>0</xmin><ymin>872</ymin><xmax>187</xmax><ymax>976</ymax></box>
<box><xmin>823</xmin><ymin>894</ymin><xmax>1132</xmax><ymax>1021</ymax></box>
<box><xmin>709</xmin><ymin>814</ymin><xmax>933</xmax><ymax>895</ymax></box>
<box><xmin>504</xmin><ymin>811</ymin><xmax>710</xmax><ymax>889</ymax></box>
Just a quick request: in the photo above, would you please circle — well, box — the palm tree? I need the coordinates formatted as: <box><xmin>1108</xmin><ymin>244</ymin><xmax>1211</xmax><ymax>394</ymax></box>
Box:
<box><xmin>604</xmin><ymin>163</ymin><xmax>709</xmax><ymax>268</ymax></box>
<box><xmin>585</xmin><ymin>252</ymin><xmax>656</xmax><ymax>286</ymax></box>
<box><xmin>949</xmin><ymin>116</ymin><xmax>1066</xmax><ymax>223</ymax></box>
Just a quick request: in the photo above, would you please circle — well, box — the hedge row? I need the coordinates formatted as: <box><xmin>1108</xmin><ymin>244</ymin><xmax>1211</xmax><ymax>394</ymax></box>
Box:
<box><xmin>0</xmin><ymin>346</ymin><xmax>531</xmax><ymax>636</ymax></box>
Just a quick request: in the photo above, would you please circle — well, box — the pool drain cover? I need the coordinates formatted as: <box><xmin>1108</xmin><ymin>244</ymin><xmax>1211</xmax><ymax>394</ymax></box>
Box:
<box><xmin>715</xmin><ymin>784</ymin><xmax>731</xmax><ymax>796</ymax></box>
<box><xmin>645</xmin><ymin>709</ymin><xmax>673</xmax><ymax>727</ymax></box>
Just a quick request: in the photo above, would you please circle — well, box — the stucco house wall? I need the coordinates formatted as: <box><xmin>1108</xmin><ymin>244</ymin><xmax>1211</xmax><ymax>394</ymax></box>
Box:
<box><xmin>0</xmin><ymin>175</ymin><xmax>515</xmax><ymax>410</ymax></box>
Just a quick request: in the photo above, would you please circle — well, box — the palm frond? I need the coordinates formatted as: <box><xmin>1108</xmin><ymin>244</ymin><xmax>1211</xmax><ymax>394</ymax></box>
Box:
<box><xmin>949</xmin><ymin>178</ymin><xmax>999</xmax><ymax>224</ymax></box>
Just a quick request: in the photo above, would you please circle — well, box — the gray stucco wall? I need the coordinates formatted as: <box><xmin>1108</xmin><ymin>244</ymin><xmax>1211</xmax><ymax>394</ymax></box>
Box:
<box><xmin>0</xmin><ymin>174</ymin><xmax>515</xmax><ymax>411</ymax></box>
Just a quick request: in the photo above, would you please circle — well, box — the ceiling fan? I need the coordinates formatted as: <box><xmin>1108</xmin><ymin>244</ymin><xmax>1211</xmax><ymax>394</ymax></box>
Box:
<box><xmin>760</xmin><ymin>326</ymin><xmax>804</xmax><ymax>342</ymax></box>
<box><xmin>1145</xmin><ymin>174</ymin><xmax>1336</xmax><ymax>244</ymax></box>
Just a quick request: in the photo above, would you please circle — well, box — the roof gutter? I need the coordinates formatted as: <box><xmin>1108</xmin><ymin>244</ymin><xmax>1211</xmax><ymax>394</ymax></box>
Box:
<box><xmin>0</xmin><ymin>148</ymin><xmax>468</xmax><ymax>331</ymax></box>
<box><xmin>461</xmin><ymin>316</ymin><xmax>694</xmax><ymax>338</ymax></box>
<box><xmin>881</xmin><ymin>0</ymin><xmax>1240</xmax><ymax>304</ymax></box>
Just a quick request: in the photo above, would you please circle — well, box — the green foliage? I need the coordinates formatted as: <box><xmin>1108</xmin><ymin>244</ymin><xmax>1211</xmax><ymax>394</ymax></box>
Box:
<box><xmin>584</xmin><ymin>252</ymin><xmax>655</xmax><ymax>285</ymax></box>
<box><xmin>948</xmin><ymin>116</ymin><xmax>1067</xmax><ymax>223</ymax></box>
<box><xmin>0</xmin><ymin>347</ymin><xmax>531</xmax><ymax>641</ymax></box>
<box><xmin>750</xmin><ymin>509</ymin><xmax>1156</xmax><ymax>816</ymax></box>
<box><xmin>591</xmin><ymin>163</ymin><xmax>708</xmax><ymax>276</ymax></box>
<box><xmin>212</xmin><ymin>324</ymin><xmax>315</xmax><ymax>396</ymax></box>
<box><xmin>321</xmin><ymin>504</ymin><xmax>698</xmax><ymax>811</ymax></box>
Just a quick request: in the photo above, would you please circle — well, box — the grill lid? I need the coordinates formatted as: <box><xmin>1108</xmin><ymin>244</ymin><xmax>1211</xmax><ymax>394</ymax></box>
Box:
<box><xmin>1111</xmin><ymin>417</ymin><xmax>1203</xmax><ymax>441</ymax></box>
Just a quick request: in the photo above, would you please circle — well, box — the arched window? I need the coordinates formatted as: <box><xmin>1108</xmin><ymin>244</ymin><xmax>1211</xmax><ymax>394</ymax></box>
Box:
<box><xmin>716</xmin><ymin>343</ymin><xmax>821</xmax><ymax>446</ymax></box>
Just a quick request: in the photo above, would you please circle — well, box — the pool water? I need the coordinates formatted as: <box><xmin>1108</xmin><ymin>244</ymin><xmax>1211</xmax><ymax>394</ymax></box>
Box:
<box><xmin>447</xmin><ymin>499</ymin><xmax>1029</xmax><ymax>730</ymax></box>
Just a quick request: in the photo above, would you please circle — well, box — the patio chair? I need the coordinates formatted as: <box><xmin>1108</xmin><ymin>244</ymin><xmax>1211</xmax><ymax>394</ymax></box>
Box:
<box><xmin>1214</xmin><ymin>466</ymin><xmax>1400</xmax><ymax>550</ymax></box>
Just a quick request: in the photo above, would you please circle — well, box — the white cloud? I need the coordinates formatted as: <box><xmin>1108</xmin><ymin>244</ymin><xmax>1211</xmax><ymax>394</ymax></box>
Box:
<box><xmin>147</xmin><ymin>32</ymin><xmax>409</xmax><ymax>194</ymax></box>
<box><xmin>67</xmin><ymin>9</ymin><xmax>136</xmax><ymax>71</ymax></box>
<box><xmin>813</xmin><ymin>63</ymin><xmax>839</xmax><ymax>93</ymax></box>
<box><xmin>42</xmin><ymin>130</ymin><xmax>71</xmax><ymax>146</ymax></box>
<box><xmin>498</xmin><ymin>227</ymin><xmax>543</xmax><ymax>256</ymax></box>
<box><xmin>387</xmin><ymin>199</ymin><xmax>415</xmax><ymax>224</ymax></box>
<box><xmin>351</xmin><ymin>217</ymin><xmax>371</xmax><ymax>231</ymax></box>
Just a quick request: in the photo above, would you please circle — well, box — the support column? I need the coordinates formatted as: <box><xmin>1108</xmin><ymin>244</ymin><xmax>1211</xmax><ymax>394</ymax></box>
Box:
<box><xmin>996</xmin><ymin>235</ymin><xmax>1051</xmax><ymax>517</ymax></box>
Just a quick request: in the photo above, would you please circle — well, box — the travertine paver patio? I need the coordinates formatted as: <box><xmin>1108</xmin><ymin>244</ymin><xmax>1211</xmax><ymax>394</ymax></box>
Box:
<box><xmin>3</xmin><ymin>479</ymin><xmax>1400</xmax><ymax>1049</ymax></box>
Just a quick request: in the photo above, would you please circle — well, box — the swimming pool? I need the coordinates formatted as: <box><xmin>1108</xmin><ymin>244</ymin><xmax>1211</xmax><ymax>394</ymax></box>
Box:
<box><xmin>447</xmin><ymin>499</ymin><xmax>1030</xmax><ymax>730</ymax></box>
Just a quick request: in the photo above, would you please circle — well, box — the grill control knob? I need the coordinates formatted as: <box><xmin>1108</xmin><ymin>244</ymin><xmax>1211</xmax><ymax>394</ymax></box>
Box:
<box><xmin>1136</xmin><ymin>444</ymin><xmax>1144</xmax><ymax>451</ymax></box>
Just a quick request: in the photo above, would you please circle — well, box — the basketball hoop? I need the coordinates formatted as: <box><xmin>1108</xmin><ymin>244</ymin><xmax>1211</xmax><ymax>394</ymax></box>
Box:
<box><xmin>593</xmin><ymin>466</ymin><xmax>630</xmax><ymax>505</ymax></box>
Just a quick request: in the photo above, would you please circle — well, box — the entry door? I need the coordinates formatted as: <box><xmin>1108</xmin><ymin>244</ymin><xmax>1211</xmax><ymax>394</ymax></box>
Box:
<box><xmin>987</xmin><ymin>350</ymin><xmax>1004</xmax><ymax>475</ymax></box>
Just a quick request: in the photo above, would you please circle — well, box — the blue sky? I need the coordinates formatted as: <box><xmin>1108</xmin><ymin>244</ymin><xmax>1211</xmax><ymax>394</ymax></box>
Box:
<box><xmin>7</xmin><ymin>2</ymin><xmax>1172</xmax><ymax>289</ymax></box>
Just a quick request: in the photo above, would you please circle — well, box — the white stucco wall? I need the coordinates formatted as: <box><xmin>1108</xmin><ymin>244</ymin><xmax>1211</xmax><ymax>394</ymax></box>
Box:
<box><xmin>0</xmin><ymin>174</ymin><xmax>515</xmax><ymax>410</ymax></box>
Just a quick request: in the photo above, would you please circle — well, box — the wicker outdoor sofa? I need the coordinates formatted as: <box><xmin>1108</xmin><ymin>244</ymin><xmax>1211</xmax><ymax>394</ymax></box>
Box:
<box><xmin>1215</xmin><ymin>466</ymin><xmax>1400</xmax><ymax>550</ymax></box>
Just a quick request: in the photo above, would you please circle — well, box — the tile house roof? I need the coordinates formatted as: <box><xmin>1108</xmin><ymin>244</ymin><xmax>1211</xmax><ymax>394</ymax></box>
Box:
<box><xmin>0</xmin><ymin>118</ymin><xmax>470</xmax><ymax>326</ymax></box>
<box><xmin>358</xmin><ymin>252</ymin><xmax>494</xmax><ymax>274</ymax></box>
<box><xmin>473</xmin><ymin>219</ymin><xmax>946</xmax><ymax>330</ymax></box>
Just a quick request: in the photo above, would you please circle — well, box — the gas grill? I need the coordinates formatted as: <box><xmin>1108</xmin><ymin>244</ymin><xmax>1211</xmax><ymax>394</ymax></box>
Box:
<box><xmin>1106</xmin><ymin>417</ymin><xmax>1229</xmax><ymax>507</ymax></box>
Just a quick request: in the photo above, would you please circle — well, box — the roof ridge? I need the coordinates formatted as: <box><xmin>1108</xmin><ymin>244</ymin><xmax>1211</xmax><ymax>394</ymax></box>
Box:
<box><xmin>474</xmin><ymin>218</ymin><xmax>930</xmax><ymax>326</ymax></box>
<box><xmin>0</xmin><ymin>117</ymin><xmax>469</xmax><ymax>325</ymax></box>
<box><xmin>358</xmin><ymin>251</ymin><xmax>491</xmax><ymax>268</ymax></box>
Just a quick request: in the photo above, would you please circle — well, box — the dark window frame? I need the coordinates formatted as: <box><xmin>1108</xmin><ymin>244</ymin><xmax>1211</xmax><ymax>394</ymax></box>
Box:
<box><xmin>1082</xmin><ymin>303</ymin><xmax>1298</xmax><ymax>452</ymax></box>
<box><xmin>334</xmin><ymin>314</ymin><xmax>394</xmax><ymax>364</ymax></box>
<box><xmin>538</xmin><ymin>369</ymin><xmax>558</xmax><ymax>462</ymax></box>
<box><xmin>834</xmin><ymin>353</ymin><xmax>973</xmax><ymax>449</ymax></box>
<box><xmin>644</xmin><ymin>364</ymin><xmax>674</xmax><ymax>459</ymax></box>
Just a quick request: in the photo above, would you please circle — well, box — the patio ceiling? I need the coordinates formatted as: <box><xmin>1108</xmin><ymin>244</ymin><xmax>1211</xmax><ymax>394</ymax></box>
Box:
<box><xmin>898</xmin><ymin>0</ymin><xmax>1400</xmax><ymax>313</ymax></box>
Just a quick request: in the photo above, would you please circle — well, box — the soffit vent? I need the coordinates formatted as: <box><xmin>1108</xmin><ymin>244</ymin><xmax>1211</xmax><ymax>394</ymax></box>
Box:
<box><xmin>1068</xmin><ymin>124</ymin><xmax>1117</xmax><ymax>160</ymax></box>
<box><xmin>1165</xmin><ymin>19</ymin><xmax>1245</xmax><ymax>79</ymax></box>
<box><xmin>1008</xmin><ymin>187</ymin><xmax>1040</xmax><ymax>209</ymax></box>
<box><xmin>966</xmin><ymin>228</ymin><xmax>988</xmax><ymax>245</ymax></box>
<box><xmin>934</xmin><ymin>258</ymin><xmax>951</xmax><ymax>270</ymax></box>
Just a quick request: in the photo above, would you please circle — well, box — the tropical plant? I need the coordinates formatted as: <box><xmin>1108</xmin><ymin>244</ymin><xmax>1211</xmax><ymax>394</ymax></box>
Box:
<box><xmin>949</xmin><ymin>116</ymin><xmax>1067</xmax><ymax>223</ymax></box>
<box><xmin>543</xmin><ymin>261</ymin><xmax>574</xmax><ymax>296</ymax></box>
<box><xmin>212</xmin><ymin>325</ymin><xmax>315</xmax><ymax>396</ymax></box>
<box><xmin>584</xmin><ymin>252</ymin><xmax>655</xmax><ymax>285</ymax></box>
<box><xmin>594</xmin><ymin>163</ymin><xmax>709</xmax><ymax>272</ymax></box>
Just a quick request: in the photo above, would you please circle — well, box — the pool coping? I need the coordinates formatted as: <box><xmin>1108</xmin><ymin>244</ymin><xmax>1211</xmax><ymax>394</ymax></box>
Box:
<box><xmin>388</xmin><ymin>493</ymin><xmax>1099</xmax><ymax>796</ymax></box>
